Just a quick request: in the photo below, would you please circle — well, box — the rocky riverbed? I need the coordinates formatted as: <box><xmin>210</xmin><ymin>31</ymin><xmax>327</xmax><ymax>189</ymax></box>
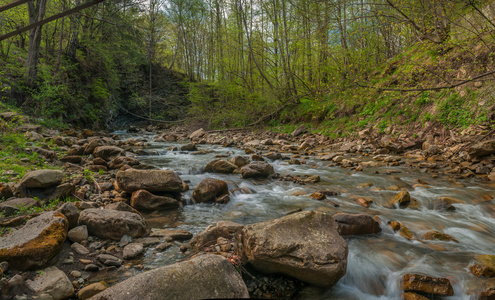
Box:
<box><xmin>1</xmin><ymin>116</ymin><xmax>495</xmax><ymax>299</ymax></box>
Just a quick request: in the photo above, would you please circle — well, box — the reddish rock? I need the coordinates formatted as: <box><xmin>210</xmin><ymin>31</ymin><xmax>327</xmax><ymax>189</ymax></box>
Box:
<box><xmin>192</xmin><ymin>178</ymin><xmax>229</xmax><ymax>203</ymax></box>
<box><xmin>401</xmin><ymin>274</ymin><xmax>454</xmax><ymax>296</ymax></box>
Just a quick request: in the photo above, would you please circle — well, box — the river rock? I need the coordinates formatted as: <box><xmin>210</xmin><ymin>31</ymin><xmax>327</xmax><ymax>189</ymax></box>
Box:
<box><xmin>192</xmin><ymin>178</ymin><xmax>229</xmax><ymax>203</ymax></box>
<box><xmin>0</xmin><ymin>211</ymin><xmax>68</xmax><ymax>270</ymax></box>
<box><xmin>421</xmin><ymin>230</ymin><xmax>458</xmax><ymax>243</ymax></box>
<box><xmin>130</xmin><ymin>189</ymin><xmax>180</xmax><ymax>210</ymax></box>
<box><xmin>17</xmin><ymin>169</ymin><xmax>64</xmax><ymax>189</ymax></box>
<box><xmin>187</xmin><ymin>221</ymin><xmax>244</xmax><ymax>251</ymax></box>
<box><xmin>116</xmin><ymin>169</ymin><xmax>183</xmax><ymax>193</ymax></box>
<box><xmin>292</xmin><ymin>124</ymin><xmax>307</xmax><ymax>137</ymax></box>
<box><xmin>401</xmin><ymin>274</ymin><xmax>454</xmax><ymax>296</ymax></box>
<box><xmin>237</xmin><ymin>211</ymin><xmax>348</xmax><ymax>287</ymax></box>
<box><xmin>469</xmin><ymin>139</ymin><xmax>495</xmax><ymax>157</ymax></box>
<box><xmin>123</xmin><ymin>243</ymin><xmax>145</xmax><ymax>260</ymax></box>
<box><xmin>180</xmin><ymin>143</ymin><xmax>197</xmax><ymax>151</ymax></box>
<box><xmin>387</xmin><ymin>190</ymin><xmax>411</xmax><ymax>208</ymax></box>
<box><xmin>402</xmin><ymin>292</ymin><xmax>429</xmax><ymax>300</ymax></box>
<box><xmin>77</xmin><ymin>282</ymin><xmax>108</xmax><ymax>300</ymax></box>
<box><xmin>105</xmin><ymin>202</ymin><xmax>141</xmax><ymax>215</ymax></box>
<box><xmin>189</xmin><ymin>128</ymin><xmax>206</xmax><ymax>139</ymax></box>
<box><xmin>93</xmin><ymin>146</ymin><xmax>125</xmax><ymax>161</ymax></box>
<box><xmin>150</xmin><ymin>229</ymin><xmax>193</xmax><ymax>240</ymax></box>
<box><xmin>78</xmin><ymin>209</ymin><xmax>147</xmax><ymax>240</ymax></box>
<box><xmin>240</xmin><ymin>161</ymin><xmax>275</xmax><ymax>179</ymax></box>
<box><xmin>109</xmin><ymin>156</ymin><xmax>140</xmax><ymax>169</ymax></box>
<box><xmin>68</xmin><ymin>225</ymin><xmax>88</xmax><ymax>243</ymax></box>
<box><xmin>205</xmin><ymin>159</ymin><xmax>238</xmax><ymax>174</ymax></box>
<box><xmin>470</xmin><ymin>254</ymin><xmax>495</xmax><ymax>277</ymax></box>
<box><xmin>0</xmin><ymin>198</ymin><xmax>40</xmax><ymax>216</ymax></box>
<box><xmin>25</xmin><ymin>266</ymin><xmax>74</xmax><ymax>300</ymax></box>
<box><xmin>56</xmin><ymin>202</ymin><xmax>80</xmax><ymax>229</ymax></box>
<box><xmin>90</xmin><ymin>254</ymin><xmax>249</xmax><ymax>299</ymax></box>
<box><xmin>71</xmin><ymin>242</ymin><xmax>90</xmax><ymax>255</ymax></box>
<box><xmin>231</xmin><ymin>156</ymin><xmax>250</xmax><ymax>167</ymax></box>
<box><xmin>333</xmin><ymin>213</ymin><xmax>382</xmax><ymax>235</ymax></box>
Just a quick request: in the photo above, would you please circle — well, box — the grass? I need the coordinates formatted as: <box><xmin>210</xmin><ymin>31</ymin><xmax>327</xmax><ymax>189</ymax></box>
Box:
<box><xmin>266</xmin><ymin>36</ymin><xmax>495</xmax><ymax>137</ymax></box>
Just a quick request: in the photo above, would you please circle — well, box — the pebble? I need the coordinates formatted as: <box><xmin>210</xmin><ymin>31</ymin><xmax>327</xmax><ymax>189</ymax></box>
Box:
<box><xmin>84</xmin><ymin>264</ymin><xmax>99</xmax><ymax>272</ymax></box>
<box><xmin>70</xmin><ymin>270</ymin><xmax>82</xmax><ymax>278</ymax></box>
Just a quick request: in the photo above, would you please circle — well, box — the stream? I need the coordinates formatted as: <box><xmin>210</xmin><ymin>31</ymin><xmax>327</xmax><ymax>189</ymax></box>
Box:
<box><xmin>97</xmin><ymin>132</ymin><xmax>495</xmax><ymax>299</ymax></box>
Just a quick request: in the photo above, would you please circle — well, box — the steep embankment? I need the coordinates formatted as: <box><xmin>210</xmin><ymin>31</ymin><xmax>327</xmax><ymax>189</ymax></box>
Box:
<box><xmin>272</xmin><ymin>38</ymin><xmax>495</xmax><ymax>137</ymax></box>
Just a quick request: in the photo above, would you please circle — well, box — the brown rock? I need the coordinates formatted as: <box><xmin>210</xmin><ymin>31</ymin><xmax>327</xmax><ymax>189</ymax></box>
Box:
<box><xmin>109</xmin><ymin>156</ymin><xmax>140</xmax><ymax>169</ymax></box>
<box><xmin>470</xmin><ymin>255</ymin><xmax>495</xmax><ymax>277</ymax></box>
<box><xmin>237</xmin><ymin>211</ymin><xmax>348</xmax><ymax>287</ymax></box>
<box><xmin>188</xmin><ymin>221</ymin><xmax>244</xmax><ymax>251</ymax></box>
<box><xmin>60</xmin><ymin>155</ymin><xmax>83</xmax><ymax>164</ymax></box>
<box><xmin>90</xmin><ymin>254</ymin><xmax>249</xmax><ymax>299</ymax></box>
<box><xmin>78</xmin><ymin>282</ymin><xmax>108</xmax><ymax>300</ymax></box>
<box><xmin>79</xmin><ymin>209</ymin><xmax>146</xmax><ymax>240</ymax></box>
<box><xmin>333</xmin><ymin>213</ymin><xmax>382</xmax><ymax>235</ymax></box>
<box><xmin>231</xmin><ymin>156</ymin><xmax>250</xmax><ymax>168</ymax></box>
<box><xmin>0</xmin><ymin>198</ymin><xmax>40</xmax><ymax>216</ymax></box>
<box><xmin>93</xmin><ymin>146</ymin><xmax>125</xmax><ymax>161</ymax></box>
<box><xmin>469</xmin><ymin>139</ymin><xmax>495</xmax><ymax>157</ymax></box>
<box><xmin>131</xmin><ymin>189</ymin><xmax>180</xmax><ymax>210</ymax></box>
<box><xmin>150</xmin><ymin>229</ymin><xmax>193</xmax><ymax>241</ymax></box>
<box><xmin>387</xmin><ymin>190</ymin><xmax>411</xmax><ymax>208</ymax></box>
<box><xmin>240</xmin><ymin>162</ymin><xmax>275</xmax><ymax>179</ymax></box>
<box><xmin>310</xmin><ymin>192</ymin><xmax>326</xmax><ymax>200</ymax></box>
<box><xmin>192</xmin><ymin>178</ymin><xmax>229</xmax><ymax>203</ymax></box>
<box><xmin>205</xmin><ymin>159</ymin><xmax>237</xmax><ymax>174</ymax></box>
<box><xmin>116</xmin><ymin>169</ymin><xmax>183</xmax><ymax>193</ymax></box>
<box><xmin>401</xmin><ymin>274</ymin><xmax>454</xmax><ymax>296</ymax></box>
<box><xmin>0</xmin><ymin>183</ymin><xmax>13</xmax><ymax>199</ymax></box>
<box><xmin>402</xmin><ymin>292</ymin><xmax>429</xmax><ymax>300</ymax></box>
<box><xmin>421</xmin><ymin>230</ymin><xmax>458</xmax><ymax>243</ymax></box>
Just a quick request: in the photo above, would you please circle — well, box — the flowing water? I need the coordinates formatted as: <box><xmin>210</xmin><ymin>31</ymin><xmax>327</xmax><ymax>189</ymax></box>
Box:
<box><xmin>107</xmin><ymin>133</ymin><xmax>495</xmax><ymax>299</ymax></box>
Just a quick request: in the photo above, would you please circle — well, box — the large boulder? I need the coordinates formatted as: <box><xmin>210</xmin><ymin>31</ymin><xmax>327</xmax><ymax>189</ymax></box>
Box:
<box><xmin>17</xmin><ymin>169</ymin><xmax>64</xmax><ymax>189</ymax></box>
<box><xmin>237</xmin><ymin>211</ymin><xmax>348</xmax><ymax>287</ymax></box>
<box><xmin>192</xmin><ymin>178</ymin><xmax>229</xmax><ymax>203</ymax></box>
<box><xmin>90</xmin><ymin>254</ymin><xmax>249</xmax><ymax>299</ymax></box>
<box><xmin>205</xmin><ymin>159</ymin><xmax>238</xmax><ymax>174</ymax></box>
<box><xmin>469</xmin><ymin>139</ymin><xmax>495</xmax><ymax>158</ymax></box>
<box><xmin>116</xmin><ymin>169</ymin><xmax>183</xmax><ymax>193</ymax></box>
<box><xmin>78</xmin><ymin>209</ymin><xmax>147</xmax><ymax>240</ymax></box>
<box><xmin>241</xmin><ymin>162</ymin><xmax>275</xmax><ymax>179</ymax></box>
<box><xmin>187</xmin><ymin>221</ymin><xmax>244</xmax><ymax>251</ymax></box>
<box><xmin>130</xmin><ymin>189</ymin><xmax>180</xmax><ymax>210</ymax></box>
<box><xmin>93</xmin><ymin>146</ymin><xmax>125</xmax><ymax>161</ymax></box>
<box><xmin>333</xmin><ymin>213</ymin><xmax>382</xmax><ymax>235</ymax></box>
<box><xmin>25</xmin><ymin>266</ymin><xmax>74</xmax><ymax>300</ymax></box>
<box><xmin>0</xmin><ymin>211</ymin><xmax>68</xmax><ymax>270</ymax></box>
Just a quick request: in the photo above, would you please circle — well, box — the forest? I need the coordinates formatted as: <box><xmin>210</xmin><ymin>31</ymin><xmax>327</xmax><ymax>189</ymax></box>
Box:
<box><xmin>0</xmin><ymin>0</ymin><xmax>494</xmax><ymax>133</ymax></box>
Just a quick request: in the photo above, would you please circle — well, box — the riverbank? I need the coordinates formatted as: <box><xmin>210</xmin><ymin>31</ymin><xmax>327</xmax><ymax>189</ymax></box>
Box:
<box><xmin>1</xmin><ymin>113</ymin><xmax>495</xmax><ymax>299</ymax></box>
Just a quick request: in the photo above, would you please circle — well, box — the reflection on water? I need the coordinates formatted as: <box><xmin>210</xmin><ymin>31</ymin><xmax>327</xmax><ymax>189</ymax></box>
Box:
<box><xmin>111</xmin><ymin>133</ymin><xmax>495</xmax><ymax>299</ymax></box>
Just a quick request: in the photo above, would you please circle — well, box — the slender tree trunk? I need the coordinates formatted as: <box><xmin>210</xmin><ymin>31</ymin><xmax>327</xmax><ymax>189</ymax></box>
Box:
<box><xmin>25</xmin><ymin>0</ymin><xmax>47</xmax><ymax>86</ymax></box>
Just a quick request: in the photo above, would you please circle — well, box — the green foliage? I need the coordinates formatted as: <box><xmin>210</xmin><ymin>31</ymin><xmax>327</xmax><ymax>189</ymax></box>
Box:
<box><xmin>0</xmin><ymin>131</ymin><xmax>57</xmax><ymax>182</ymax></box>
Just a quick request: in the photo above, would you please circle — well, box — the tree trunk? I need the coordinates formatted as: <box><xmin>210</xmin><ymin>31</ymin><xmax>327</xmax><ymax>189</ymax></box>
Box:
<box><xmin>25</xmin><ymin>0</ymin><xmax>47</xmax><ymax>86</ymax></box>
